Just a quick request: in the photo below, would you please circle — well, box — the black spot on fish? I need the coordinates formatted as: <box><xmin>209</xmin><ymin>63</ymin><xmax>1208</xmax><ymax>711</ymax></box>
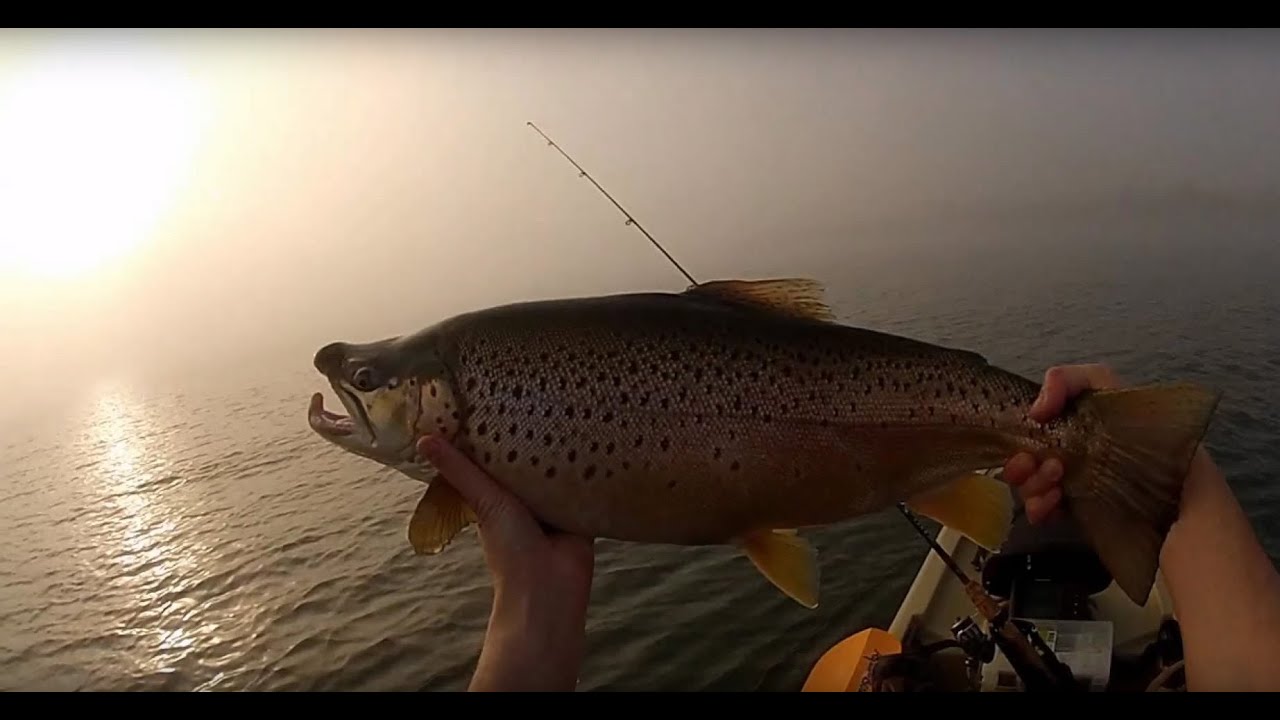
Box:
<box><xmin>730</xmin><ymin>460</ymin><xmax>740</xmax><ymax>472</ymax></box>
<box><xmin>543</xmin><ymin>434</ymin><xmax>552</xmax><ymax>446</ymax></box>
<box><xmin>568</xmin><ymin>449</ymin><xmax>577</xmax><ymax>462</ymax></box>
<box><xmin>713</xmin><ymin>447</ymin><xmax>722</xmax><ymax>459</ymax></box>
<box><xmin>622</xmin><ymin>460</ymin><xmax>631</xmax><ymax>470</ymax></box>
<box><xmin>660</xmin><ymin>437</ymin><xmax>670</xmax><ymax>451</ymax></box>
<box><xmin>546</xmin><ymin>466</ymin><xmax>556</xmax><ymax>478</ymax></box>
<box><xmin>603</xmin><ymin>411</ymin><xmax>614</xmax><ymax>423</ymax></box>
<box><xmin>606</xmin><ymin>442</ymin><xmax>615</xmax><ymax>455</ymax></box>
<box><xmin>477</xmin><ymin>422</ymin><xmax>488</xmax><ymax>436</ymax></box>
<box><xmin>584</xmin><ymin>465</ymin><xmax>597</xmax><ymax>479</ymax></box>
<box><xmin>590</xmin><ymin>441</ymin><xmax>599</xmax><ymax>452</ymax></box>
<box><xmin>667</xmin><ymin>479</ymin><xmax>677</xmax><ymax>489</ymax></box>
<box><xmin>531</xmin><ymin>455</ymin><xmax>540</xmax><ymax>466</ymax></box>
<box><xmin>507</xmin><ymin>450</ymin><xmax>517</xmax><ymax>462</ymax></box>
<box><xmin>483</xmin><ymin>451</ymin><xmax>491</xmax><ymax>464</ymax></box>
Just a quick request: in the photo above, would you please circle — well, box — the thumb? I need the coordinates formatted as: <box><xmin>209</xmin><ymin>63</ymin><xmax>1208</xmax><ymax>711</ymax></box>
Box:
<box><xmin>416</xmin><ymin>435</ymin><xmax>533</xmax><ymax>533</ymax></box>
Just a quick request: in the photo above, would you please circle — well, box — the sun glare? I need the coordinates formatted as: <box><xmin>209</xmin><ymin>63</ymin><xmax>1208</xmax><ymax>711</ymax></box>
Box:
<box><xmin>0</xmin><ymin>41</ymin><xmax>207</xmax><ymax>281</ymax></box>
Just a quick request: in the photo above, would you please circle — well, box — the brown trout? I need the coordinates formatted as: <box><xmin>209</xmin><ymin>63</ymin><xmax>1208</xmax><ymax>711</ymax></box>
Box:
<box><xmin>307</xmin><ymin>278</ymin><xmax>1219</xmax><ymax>608</ymax></box>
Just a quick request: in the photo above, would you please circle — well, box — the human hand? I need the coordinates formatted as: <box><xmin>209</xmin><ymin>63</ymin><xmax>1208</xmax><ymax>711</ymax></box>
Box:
<box><xmin>416</xmin><ymin>434</ymin><xmax>596</xmax><ymax>692</ymax></box>
<box><xmin>1002</xmin><ymin>363</ymin><xmax>1124</xmax><ymax>525</ymax></box>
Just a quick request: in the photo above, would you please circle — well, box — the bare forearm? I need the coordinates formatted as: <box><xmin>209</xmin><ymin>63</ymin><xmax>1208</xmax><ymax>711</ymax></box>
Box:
<box><xmin>1160</xmin><ymin>447</ymin><xmax>1280</xmax><ymax>691</ymax></box>
<box><xmin>468</xmin><ymin>587</ymin><xmax>586</xmax><ymax>692</ymax></box>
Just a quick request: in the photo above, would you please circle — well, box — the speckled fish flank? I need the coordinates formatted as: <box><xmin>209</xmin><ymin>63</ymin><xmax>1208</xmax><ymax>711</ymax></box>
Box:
<box><xmin>309</xmin><ymin>278</ymin><xmax>1220</xmax><ymax>609</ymax></box>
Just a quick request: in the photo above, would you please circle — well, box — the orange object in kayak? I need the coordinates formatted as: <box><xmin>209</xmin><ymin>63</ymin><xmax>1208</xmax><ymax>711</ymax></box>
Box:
<box><xmin>802</xmin><ymin>628</ymin><xmax>903</xmax><ymax>692</ymax></box>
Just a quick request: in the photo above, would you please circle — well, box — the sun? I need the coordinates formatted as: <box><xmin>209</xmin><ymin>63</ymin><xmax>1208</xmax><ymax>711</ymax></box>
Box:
<box><xmin>0</xmin><ymin>40</ymin><xmax>207</xmax><ymax>281</ymax></box>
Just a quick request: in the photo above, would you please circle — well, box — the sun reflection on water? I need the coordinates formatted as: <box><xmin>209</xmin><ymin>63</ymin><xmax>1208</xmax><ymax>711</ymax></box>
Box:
<box><xmin>84</xmin><ymin>382</ymin><xmax>208</xmax><ymax>677</ymax></box>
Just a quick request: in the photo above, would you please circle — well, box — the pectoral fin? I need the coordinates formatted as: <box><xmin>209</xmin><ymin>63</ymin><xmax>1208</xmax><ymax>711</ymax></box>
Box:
<box><xmin>906</xmin><ymin>471</ymin><xmax>1014</xmax><ymax>551</ymax></box>
<box><xmin>738</xmin><ymin>528</ymin><xmax>820</xmax><ymax>609</ymax></box>
<box><xmin>408</xmin><ymin>480</ymin><xmax>477</xmax><ymax>555</ymax></box>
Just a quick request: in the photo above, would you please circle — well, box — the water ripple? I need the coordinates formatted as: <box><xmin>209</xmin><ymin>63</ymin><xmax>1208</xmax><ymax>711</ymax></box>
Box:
<box><xmin>2</xmin><ymin>217</ymin><xmax>1278</xmax><ymax>690</ymax></box>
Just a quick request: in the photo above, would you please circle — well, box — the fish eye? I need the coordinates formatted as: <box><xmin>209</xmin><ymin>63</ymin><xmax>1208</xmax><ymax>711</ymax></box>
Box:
<box><xmin>352</xmin><ymin>366</ymin><xmax>381</xmax><ymax>392</ymax></box>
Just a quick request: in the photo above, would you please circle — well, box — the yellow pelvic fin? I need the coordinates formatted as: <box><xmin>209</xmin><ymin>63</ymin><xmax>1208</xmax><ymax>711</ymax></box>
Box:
<box><xmin>683</xmin><ymin>278</ymin><xmax>836</xmax><ymax>322</ymax></box>
<box><xmin>906</xmin><ymin>471</ymin><xmax>1014</xmax><ymax>551</ymax></box>
<box><xmin>738</xmin><ymin>528</ymin><xmax>821</xmax><ymax>609</ymax></box>
<box><xmin>408</xmin><ymin>480</ymin><xmax>477</xmax><ymax>555</ymax></box>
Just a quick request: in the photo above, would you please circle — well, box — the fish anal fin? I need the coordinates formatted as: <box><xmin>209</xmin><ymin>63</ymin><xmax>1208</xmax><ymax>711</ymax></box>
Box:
<box><xmin>684</xmin><ymin>278</ymin><xmax>836</xmax><ymax>322</ymax></box>
<box><xmin>906</xmin><ymin>471</ymin><xmax>1014</xmax><ymax>552</ymax></box>
<box><xmin>408</xmin><ymin>480</ymin><xmax>476</xmax><ymax>555</ymax></box>
<box><xmin>738</xmin><ymin>528</ymin><xmax>821</xmax><ymax>609</ymax></box>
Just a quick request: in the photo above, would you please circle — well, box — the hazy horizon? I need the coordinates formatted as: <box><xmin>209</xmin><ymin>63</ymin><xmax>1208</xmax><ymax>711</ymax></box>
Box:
<box><xmin>5</xmin><ymin>28</ymin><xmax>1280</xmax><ymax>426</ymax></box>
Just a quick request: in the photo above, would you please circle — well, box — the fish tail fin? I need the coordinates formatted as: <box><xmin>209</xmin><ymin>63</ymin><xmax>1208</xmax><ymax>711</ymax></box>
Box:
<box><xmin>1062</xmin><ymin>381</ymin><xmax>1220</xmax><ymax>605</ymax></box>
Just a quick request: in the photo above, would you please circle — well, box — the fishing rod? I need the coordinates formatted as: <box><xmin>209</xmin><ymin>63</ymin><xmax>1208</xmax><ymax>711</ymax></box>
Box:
<box><xmin>526</xmin><ymin>122</ymin><xmax>698</xmax><ymax>287</ymax></box>
<box><xmin>526</xmin><ymin>122</ymin><xmax>1080</xmax><ymax>691</ymax></box>
<box><xmin>896</xmin><ymin>499</ymin><xmax>1080</xmax><ymax>691</ymax></box>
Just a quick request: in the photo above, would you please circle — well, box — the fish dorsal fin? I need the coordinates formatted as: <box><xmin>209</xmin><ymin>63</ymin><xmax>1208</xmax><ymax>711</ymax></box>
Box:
<box><xmin>683</xmin><ymin>278</ymin><xmax>836</xmax><ymax>322</ymax></box>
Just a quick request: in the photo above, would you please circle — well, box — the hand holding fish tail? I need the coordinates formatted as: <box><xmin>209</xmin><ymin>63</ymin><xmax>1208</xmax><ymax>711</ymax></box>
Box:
<box><xmin>417</xmin><ymin>434</ymin><xmax>595</xmax><ymax>692</ymax></box>
<box><xmin>1003</xmin><ymin>363</ymin><xmax>1123</xmax><ymax>524</ymax></box>
<box><xmin>1002</xmin><ymin>363</ymin><xmax>1280</xmax><ymax>690</ymax></box>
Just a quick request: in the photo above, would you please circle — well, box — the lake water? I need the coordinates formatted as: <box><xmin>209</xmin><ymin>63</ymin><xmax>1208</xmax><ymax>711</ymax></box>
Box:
<box><xmin>2</xmin><ymin>202</ymin><xmax>1277</xmax><ymax>691</ymax></box>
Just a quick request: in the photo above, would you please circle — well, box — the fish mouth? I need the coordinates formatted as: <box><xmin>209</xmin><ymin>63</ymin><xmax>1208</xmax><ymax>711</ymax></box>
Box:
<box><xmin>308</xmin><ymin>381</ymin><xmax>377</xmax><ymax>447</ymax></box>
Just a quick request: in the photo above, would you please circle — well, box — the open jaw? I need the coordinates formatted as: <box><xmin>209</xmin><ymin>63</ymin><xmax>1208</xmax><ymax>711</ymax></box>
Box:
<box><xmin>307</xmin><ymin>383</ymin><xmax>376</xmax><ymax>448</ymax></box>
<box><xmin>308</xmin><ymin>392</ymin><xmax>355</xmax><ymax>437</ymax></box>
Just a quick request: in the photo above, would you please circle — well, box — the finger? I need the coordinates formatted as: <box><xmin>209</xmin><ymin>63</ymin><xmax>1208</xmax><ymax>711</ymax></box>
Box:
<box><xmin>1002</xmin><ymin>452</ymin><xmax>1038</xmax><ymax>487</ymax></box>
<box><xmin>1025</xmin><ymin>486</ymin><xmax>1062</xmax><ymax>525</ymax></box>
<box><xmin>1030</xmin><ymin>364</ymin><xmax>1122</xmax><ymax>422</ymax></box>
<box><xmin>1016</xmin><ymin>457</ymin><xmax>1063</xmax><ymax>503</ymax></box>
<box><xmin>416</xmin><ymin>435</ymin><xmax>530</xmax><ymax>531</ymax></box>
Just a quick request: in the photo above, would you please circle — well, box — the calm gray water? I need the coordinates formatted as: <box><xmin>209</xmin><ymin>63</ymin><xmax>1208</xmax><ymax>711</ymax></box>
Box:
<box><xmin>2</xmin><ymin>203</ymin><xmax>1278</xmax><ymax>691</ymax></box>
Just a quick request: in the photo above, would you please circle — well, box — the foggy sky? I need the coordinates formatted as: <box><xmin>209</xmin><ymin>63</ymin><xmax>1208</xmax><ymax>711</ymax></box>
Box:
<box><xmin>4</xmin><ymin>28</ymin><xmax>1280</xmax><ymax>421</ymax></box>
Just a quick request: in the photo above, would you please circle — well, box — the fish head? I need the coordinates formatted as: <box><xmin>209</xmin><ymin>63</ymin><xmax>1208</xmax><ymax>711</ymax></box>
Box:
<box><xmin>308</xmin><ymin>335</ymin><xmax>457</xmax><ymax>473</ymax></box>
